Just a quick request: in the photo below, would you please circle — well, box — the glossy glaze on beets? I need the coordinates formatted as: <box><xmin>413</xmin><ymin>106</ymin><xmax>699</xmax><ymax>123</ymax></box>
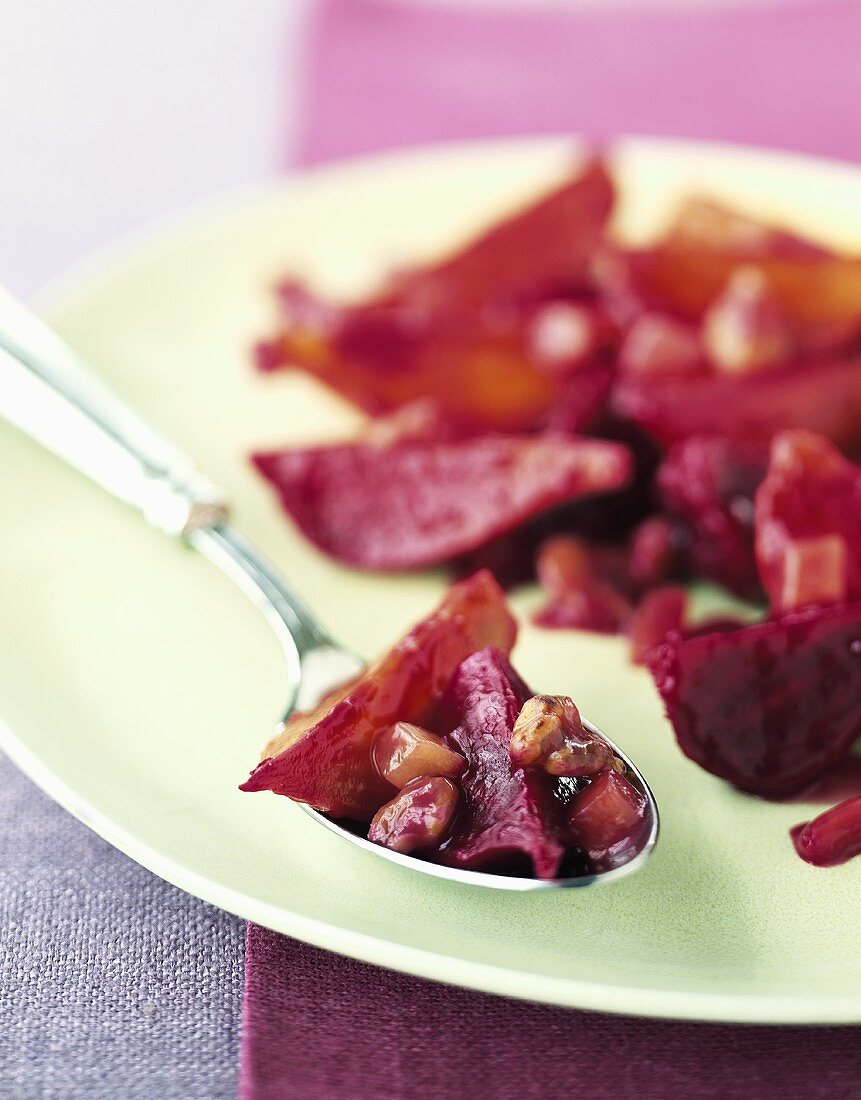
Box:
<box><xmin>650</xmin><ymin>601</ymin><xmax>861</xmax><ymax>797</ymax></box>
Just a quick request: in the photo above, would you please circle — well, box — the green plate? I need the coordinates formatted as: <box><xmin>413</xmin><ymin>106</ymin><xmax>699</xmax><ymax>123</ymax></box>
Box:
<box><xmin>2</xmin><ymin>137</ymin><xmax>860</xmax><ymax>1023</ymax></box>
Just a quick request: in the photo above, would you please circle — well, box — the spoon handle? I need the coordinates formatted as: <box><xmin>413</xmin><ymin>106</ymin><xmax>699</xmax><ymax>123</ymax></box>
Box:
<box><xmin>0</xmin><ymin>284</ymin><xmax>226</xmax><ymax>537</ymax></box>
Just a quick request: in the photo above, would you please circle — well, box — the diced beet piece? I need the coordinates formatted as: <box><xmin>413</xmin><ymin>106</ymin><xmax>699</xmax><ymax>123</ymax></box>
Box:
<box><xmin>534</xmin><ymin>583</ymin><xmax>631</xmax><ymax>633</ymax></box>
<box><xmin>657</xmin><ymin>435</ymin><xmax>767</xmax><ymax>598</ymax></box>
<box><xmin>778</xmin><ymin>536</ymin><xmax>849</xmax><ymax>612</ymax></box>
<box><xmin>510</xmin><ymin>694</ymin><xmax>614</xmax><ymax>777</ymax></box>
<box><xmin>533</xmin><ymin>535</ymin><xmax>632</xmax><ymax>633</ymax></box>
<box><xmin>612</xmin><ymin>355</ymin><xmax>861</xmax><ymax>449</ymax></box>
<box><xmin>240</xmin><ymin>571</ymin><xmax>516</xmax><ymax>820</ymax></box>
<box><xmin>568</xmin><ymin>768</ymin><xmax>648</xmax><ymax>867</ymax></box>
<box><xmin>536</xmin><ymin>536</ymin><xmax>592</xmax><ymax>595</ymax></box>
<box><xmin>648</xmin><ymin>601</ymin><xmax>861</xmax><ymax>797</ymax></box>
<box><xmin>703</xmin><ymin>267</ymin><xmax>794</xmax><ymax>376</ymax></box>
<box><xmin>258</xmin><ymin>162</ymin><xmax>614</xmax><ymax>430</ymax></box>
<box><xmin>791</xmin><ymin>796</ymin><xmax>861</xmax><ymax>867</ymax></box>
<box><xmin>618</xmin><ymin>312</ymin><xmax>704</xmax><ymax>378</ymax></box>
<box><xmin>755</xmin><ymin>431</ymin><xmax>861</xmax><ymax>612</ymax></box>
<box><xmin>372</xmin><ymin>722</ymin><xmax>465</xmax><ymax>788</ymax></box>
<box><xmin>627</xmin><ymin>516</ymin><xmax>680</xmax><ymax>590</ymax></box>
<box><xmin>628</xmin><ymin>586</ymin><xmax>688</xmax><ymax>666</ymax></box>
<box><xmin>368</xmin><ymin>777</ymin><xmax>460</xmax><ymax>855</ymax></box>
<box><xmin>252</xmin><ymin>433</ymin><xmax>631</xmax><ymax>571</ymax></box>
<box><xmin>434</xmin><ymin>648</ymin><xmax>565</xmax><ymax>879</ymax></box>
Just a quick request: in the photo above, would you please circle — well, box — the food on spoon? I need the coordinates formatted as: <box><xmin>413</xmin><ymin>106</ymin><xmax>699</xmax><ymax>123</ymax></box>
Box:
<box><xmin>241</xmin><ymin>574</ymin><xmax>649</xmax><ymax>878</ymax></box>
<box><xmin>567</xmin><ymin>767</ymin><xmax>648</xmax><ymax>869</ymax></box>
<box><xmin>368</xmin><ymin>777</ymin><xmax>461</xmax><ymax>855</ymax></box>
<box><xmin>252</xmin><ymin>432</ymin><xmax>631</xmax><ymax>570</ymax></box>
<box><xmin>648</xmin><ymin>601</ymin><xmax>861</xmax><ymax>797</ymax></box>
<box><xmin>755</xmin><ymin>430</ymin><xmax>860</xmax><ymax>612</ymax></box>
<box><xmin>791</xmin><ymin>796</ymin><xmax>861</xmax><ymax>867</ymax></box>
<box><xmin>240</xmin><ymin>570</ymin><xmax>516</xmax><ymax>819</ymax></box>
<box><xmin>372</xmin><ymin>723</ymin><xmax>466</xmax><ymax>788</ymax></box>
<box><xmin>434</xmin><ymin>647</ymin><xmax>567</xmax><ymax>878</ymax></box>
<box><xmin>509</xmin><ymin>694</ymin><xmax>615</xmax><ymax>776</ymax></box>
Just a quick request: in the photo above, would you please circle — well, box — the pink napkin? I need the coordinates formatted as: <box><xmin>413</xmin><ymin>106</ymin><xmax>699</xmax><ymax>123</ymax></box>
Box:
<box><xmin>243</xmin><ymin>2</ymin><xmax>861</xmax><ymax>1096</ymax></box>
<box><xmin>296</xmin><ymin>0</ymin><xmax>861</xmax><ymax>166</ymax></box>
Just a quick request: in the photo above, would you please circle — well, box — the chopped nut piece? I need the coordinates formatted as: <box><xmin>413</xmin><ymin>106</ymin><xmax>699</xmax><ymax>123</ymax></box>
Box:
<box><xmin>368</xmin><ymin>777</ymin><xmax>460</xmax><ymax>854</ymax></box>
<box><xmin>510</xmin><ymin>694</ymin><xmax>614</xmax><ymax>777</ymax></box>
<box><xmin>372</xmin><ymin>722</ymin><xmax>466</xmax><ymax>788</ymax></box>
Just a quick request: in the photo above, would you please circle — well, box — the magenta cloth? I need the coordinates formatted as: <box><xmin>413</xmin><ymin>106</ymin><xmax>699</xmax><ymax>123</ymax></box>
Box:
<box><xmin>296</xmin><ymin>0</ymin><xmax>861</xmax><ymax>166</ymax></box>
<box><xmin>242</xmin><ymin>2</ymin><xmax>861</xmax><ymax>1096</ymax></box>
<box><xmin>242</xmin><ymin>926</ymin><xmax>861</xmax><ymax>1100</ymax></box>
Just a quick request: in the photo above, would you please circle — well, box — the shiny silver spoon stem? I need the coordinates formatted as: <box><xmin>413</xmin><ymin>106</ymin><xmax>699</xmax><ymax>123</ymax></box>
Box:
<box><xmin>0</xmin><ymin>284</ymin><xmax>658</xmax><ymax>890</ymax></box>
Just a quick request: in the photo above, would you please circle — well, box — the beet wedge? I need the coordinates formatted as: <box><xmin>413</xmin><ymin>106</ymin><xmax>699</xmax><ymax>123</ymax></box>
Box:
<box><xmin>240</xmin><ymin>571</ymin><xmax>517</xmax><ymax>821</ymax></box>
<box><xmin>434</xmin><ymin>647</ymin><xmax>565</xmax><ymax>879</ymax></box>
<box><xmin>755</xmin><ymin>430</ymin><xmax>861</xmax><ymax>613</ymax></box>
<box><xmin>649</xmin><ymin>602</ymin><xmax>861</xmax><ymax>798</ymax></box>
<box><xmin>253</xmin><ymin>433</ymin><xmax>631</xmax><ymax>570</ymax></box>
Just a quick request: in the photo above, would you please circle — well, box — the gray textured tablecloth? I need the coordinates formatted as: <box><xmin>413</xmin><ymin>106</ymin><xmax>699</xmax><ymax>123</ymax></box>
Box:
<box><xmin>0</xmin><ymin>753</ymin><xmax>244</xmax><ymax>1099</ymax></box>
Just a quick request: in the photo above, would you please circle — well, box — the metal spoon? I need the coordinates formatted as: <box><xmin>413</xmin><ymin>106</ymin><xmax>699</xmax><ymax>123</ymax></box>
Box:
<box><xmin>0</xmin><ymin>285</ymin><xmax>659</xmax><ymax>890</ymax></box>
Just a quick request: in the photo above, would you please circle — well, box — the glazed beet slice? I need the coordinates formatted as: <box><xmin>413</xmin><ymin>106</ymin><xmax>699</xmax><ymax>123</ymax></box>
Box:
<box><xmin>255</xmin><ymin>163</ymin><xmax>614</xmax><ymax>430</ymax></box>
<box><xmin>755</xmin><ymin>431</ymin><xmax>861</xmax><ymax>612</ymax></box>
<box><xmin>434</xmin><ymin>648</ymin><xmax>565</xmax><ymax>879</ymax></box>
<box><xmin>657</xmin><ymin>435</ymin><xmax>767</xmax><ymax>598</ymax></box>
<box><xmin>791</xmin><ymin>796</ymin><xmax>861</xmax><ymax>867</ymax></box>
<box><xmin>240</xmin><ymin>571</ymin><xmax>516</xmax><ymax>821</ymax></box>
<box><xmin>648</xmin><ymin>601</ymin><xmax>861</xmax><ymax>798</ymax></box>
<box><xmin>253</xmin><ymin>433</ymin><xmax>631</xmax><ymax>570</ymax></box>
<box><xmin>612</xmin><ymin>355</ymin><xmax>861</xmax><ymax>449</ymax></box>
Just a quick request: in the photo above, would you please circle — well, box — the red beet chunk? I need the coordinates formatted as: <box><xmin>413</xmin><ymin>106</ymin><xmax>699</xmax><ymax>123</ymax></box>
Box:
<box><xmin>568</xmin><ymin>768</ymin><xmax>648</xmax><ymax>868</ymax></box>
<box><xmin>648</xmin><ymin>601</ymin><xmax>861</xmax><ymax>797</ymax></box>
<box><xmin>755</xmin><ymin>431</ymin><xmax>861</xmax><ymax>612</ymax></box>
<box><xmin>612</xmin><ymin>356</ymin><xmax>861</xmax><ymax>449</ymax></box>
<box><xmin>628</xmin><ymin>586</ymin><xmax>687</xmax><ymax>666</ymax></box>
<box><xmin>791</xmin><ymin>795</ymin><xmax>861</xmax><ymax>867</ymax></box>
<box><xmin>434</xmin><ymin>648</ymin><xmax>565</xmax><ymax>879</ymax></box>
<box><xmin>657</xmin><ymin>435</ymin><xmax>767</xmax><ymax>598</ymax></box>
<box><xmin>240</xmin><ymin>571</ymin><xmax>516</xmax><ymax>820</ymax></box>
<box><xmin>253</xmin><ymin>433</ymin><xmax>630</xmax><ymax>570</ymax></box>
